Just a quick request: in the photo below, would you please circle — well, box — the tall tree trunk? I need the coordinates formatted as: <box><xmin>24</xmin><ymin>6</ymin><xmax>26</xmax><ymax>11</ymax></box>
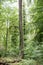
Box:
<box><xmin>19</xmin><ymin>0</ymin><xmax>24</xmax><ymax>59</ymax></box>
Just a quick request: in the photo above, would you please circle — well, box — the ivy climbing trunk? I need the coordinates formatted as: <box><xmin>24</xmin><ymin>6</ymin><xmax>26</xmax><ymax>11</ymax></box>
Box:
<box><xmin>19</xmin><ymin>0</ymin><xmax>24</xmax><ymax>59</ymax></box>
<box><xmin>23</xmin><ymin>1</ymin><xmax>26</xmax><ymax>35</ymax></box>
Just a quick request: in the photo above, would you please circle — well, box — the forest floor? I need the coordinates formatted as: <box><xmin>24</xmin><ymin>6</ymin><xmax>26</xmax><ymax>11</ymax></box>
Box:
<box><xmin>0</xmin><ymin>57</ymin><xmax>37</xmax><ymax>65</ymax></box>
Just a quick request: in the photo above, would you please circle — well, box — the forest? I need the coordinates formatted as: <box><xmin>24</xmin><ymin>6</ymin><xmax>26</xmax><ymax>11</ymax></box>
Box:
<box><xmin>0</xmin><ymin>0</ymin><xmax>43</xmax><ymax>65</ymax></box>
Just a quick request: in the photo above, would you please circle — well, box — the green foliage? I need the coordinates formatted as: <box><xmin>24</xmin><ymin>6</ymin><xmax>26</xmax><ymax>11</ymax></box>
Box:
<box><xmin>19</xmin><ymin>59</ymin><xmax>36</xmax><ymax>65</ymax></box>
<box><xmin>0</xmin><ymin>0</ymin><xmax>43</xmax><ymax>65</ymax></box>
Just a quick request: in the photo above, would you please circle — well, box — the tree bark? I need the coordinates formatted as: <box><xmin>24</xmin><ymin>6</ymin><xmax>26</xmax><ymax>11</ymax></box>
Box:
<box><xmin>19</xmin><ymin>0</ymin><xmax>24</xmax><ymax>59</ymax></box>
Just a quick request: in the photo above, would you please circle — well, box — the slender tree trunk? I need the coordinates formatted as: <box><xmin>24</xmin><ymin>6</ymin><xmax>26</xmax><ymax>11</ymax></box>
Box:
<box><xmin>5</xmin><ymin>21</ymin><xmax>8</xmax><ymax>56</ymax></box>
<box><xmin>19</xmin><ymin>0</ymin><xmax>24</xmax><ymax>59</ymax></box>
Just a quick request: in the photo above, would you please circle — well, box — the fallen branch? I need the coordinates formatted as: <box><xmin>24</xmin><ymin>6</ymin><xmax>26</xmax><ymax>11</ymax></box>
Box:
<box><xmin>0</xmin><ymin>59</ymin><xmax>22</xmax><ymax>65</ymax></box>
